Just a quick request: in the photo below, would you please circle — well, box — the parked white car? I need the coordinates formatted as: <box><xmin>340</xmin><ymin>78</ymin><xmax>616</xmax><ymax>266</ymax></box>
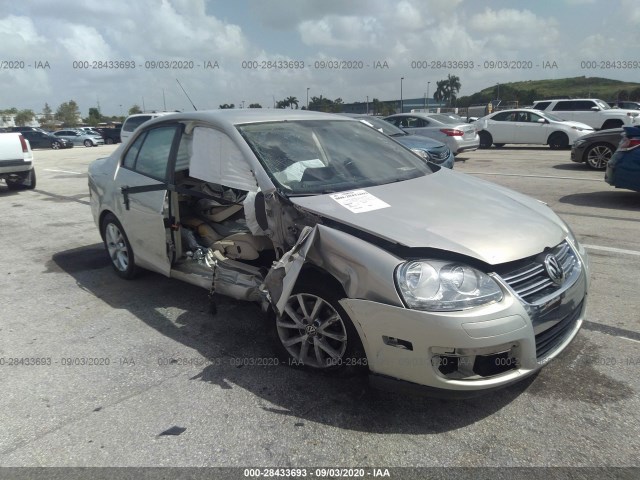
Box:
<box><xmin>0</xmin><ymin>132</ymin><xmax>35</xmax><ymax>189</ymax></box>
<box><xmin>475</xmin><ymin>109</ymin><xmax>594</xmax><ymax>149</ymax></box>
<box><xmin>532</xmin><ymin>98</ymin><xmax>639</xmax><ymax>130</ymax></box>
<box><xmin>120</xmin><ymin>112</ymin><xmax>173</xmax><ymax>144</ymax></box>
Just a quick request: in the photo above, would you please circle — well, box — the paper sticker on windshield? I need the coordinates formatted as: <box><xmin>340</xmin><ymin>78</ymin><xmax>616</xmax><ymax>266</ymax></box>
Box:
<box><xmin>330</xmin><ymin>190</ymin><xmax>390</xmax><ymax>213</ymax></box>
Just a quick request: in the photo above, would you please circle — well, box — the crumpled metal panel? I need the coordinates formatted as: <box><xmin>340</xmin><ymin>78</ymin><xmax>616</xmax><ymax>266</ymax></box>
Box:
<box><xmin>212</xmin><ymin>250</ymin><xmax>264</xmax><ymax>303</ymax></box>
<box><xmin>265</xmin><ymin>224</ymin><xmax>404</xmax><ymax>315</ymax></box>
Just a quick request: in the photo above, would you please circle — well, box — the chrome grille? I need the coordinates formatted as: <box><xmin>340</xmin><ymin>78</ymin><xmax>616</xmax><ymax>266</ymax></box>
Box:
<box><xmin>427</xmin><ymin>146</ymin><xmax>450</xmax><ymax>161</ymax></box>
<box><xmin>535</xmin><ymin>301</ymin><xmax>583</xmax><ymax>359</ymax></box>
<box><xmin>498</xmin><ymin>241</ymin><xmax>579</xmax><ymax>304</ymax></box>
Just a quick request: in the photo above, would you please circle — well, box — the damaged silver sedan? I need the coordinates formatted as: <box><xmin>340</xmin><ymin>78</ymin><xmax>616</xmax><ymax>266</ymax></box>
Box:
<box><xmin>88</xmin><ymin>110</ymin><xmax>590</xmax><ymax>396</ymax></box>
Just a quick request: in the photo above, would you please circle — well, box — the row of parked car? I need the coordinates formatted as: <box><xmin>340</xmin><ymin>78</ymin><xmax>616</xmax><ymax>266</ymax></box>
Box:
<box><xmin>2</xmin><ymin>125</ymin><xmax>121</xmax><ymax>150</ymax></box>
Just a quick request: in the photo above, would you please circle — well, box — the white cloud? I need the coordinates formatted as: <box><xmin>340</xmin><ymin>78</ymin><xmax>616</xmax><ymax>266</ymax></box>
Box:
<box><xmin>298</xmin><ymin>15</ymin><xmax>379</xmax><ymax>49</ymax></box>
<box><xmin>59</xmin><ymin>25</ymin><xmax>115</xmax><ymax>60</ymax></box>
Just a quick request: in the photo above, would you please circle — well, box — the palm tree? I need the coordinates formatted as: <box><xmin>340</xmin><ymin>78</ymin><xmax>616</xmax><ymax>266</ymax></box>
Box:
<box><xmin>286</xmin><ymin>96</ymin><xmax>299</xmax><ymax>109</ymax></box>
<box><xmin>446</xmin><ymin>74</ymin><xmax>461</xmax><ymax>106</ymax></box>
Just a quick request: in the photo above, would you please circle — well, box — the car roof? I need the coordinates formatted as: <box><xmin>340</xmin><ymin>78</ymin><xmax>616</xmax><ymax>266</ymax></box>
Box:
<box><xmin>141</xmin><ymin>109</ymin><xmax>353</xmax><ymax>129</ymax></box>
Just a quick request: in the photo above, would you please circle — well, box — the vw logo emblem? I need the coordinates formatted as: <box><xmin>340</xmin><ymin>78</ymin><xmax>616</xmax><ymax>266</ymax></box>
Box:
<box><xmin>544</xmin><ymin>254</ymin><xmax>565</xmax><ymax>285</ymax></box>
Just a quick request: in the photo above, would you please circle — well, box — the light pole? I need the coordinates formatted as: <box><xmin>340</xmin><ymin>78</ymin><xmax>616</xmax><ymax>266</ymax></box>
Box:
<box><xmin>306</xmin><ymin>87</ymin><xmax>310</xmax><ymax>109</ymax></box>
<box><xmin>427</xmin><ymin>81</ymin><xmax>431</xmax><ymax>112</ymax></box>
<box><xmin>496</xmin><ymin>83</ymin><xmax>500</xmax><ymax>102</ymax></box>
<box><xmin>400</xmin><ymin>77</ymin><xmax>404</xmax><ymax>113</ymax></box>
<box><xmin>366</xmin><ymin>95</ymin><xmax>369</xmax><ymax>114</ymax></box>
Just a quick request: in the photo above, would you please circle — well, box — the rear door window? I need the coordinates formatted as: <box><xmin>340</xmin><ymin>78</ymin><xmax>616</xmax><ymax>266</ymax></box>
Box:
<box><xmin>122</xmin><ymin>125</ymin><xmax>180</xmax><ymax>180</ymax></box>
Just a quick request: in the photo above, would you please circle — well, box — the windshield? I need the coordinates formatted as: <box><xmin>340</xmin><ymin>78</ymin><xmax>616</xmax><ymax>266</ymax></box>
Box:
<box><xmin>540</xmin><ymin>112</ymin><xmax>566</xmax><ymax>122</ymax></box>
<box><xmin>237</xmin><ymin>120</ymin><xmax>432</xmax><ymax>195</ymax></box>
<box><xmin>595</xmin><ymin>100</ymin><xmax>610</xmax><ymax>110</ymax></box>
<box><xmin>357</xmin><ymin>116</ymin><xmax>407</xmax><ymax>136</ymax></box>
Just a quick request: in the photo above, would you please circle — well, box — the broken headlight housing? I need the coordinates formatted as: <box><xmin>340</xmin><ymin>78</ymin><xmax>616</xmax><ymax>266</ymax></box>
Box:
<box><xmin>396</xmin><ymin>260</ymin><xmax>503</xmax><ymax>311</ymax></box>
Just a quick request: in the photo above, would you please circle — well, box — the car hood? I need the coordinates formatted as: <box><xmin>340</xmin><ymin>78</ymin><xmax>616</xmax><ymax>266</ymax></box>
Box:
<box><xmin>290</xmin><ymin>170</ymin><xmax>566</xmax><ymax>265</ymax></box>
<box><xmin>580</xmin><ymin>128</ymin><xmax>623</xmax><ymax>141</ymax></box>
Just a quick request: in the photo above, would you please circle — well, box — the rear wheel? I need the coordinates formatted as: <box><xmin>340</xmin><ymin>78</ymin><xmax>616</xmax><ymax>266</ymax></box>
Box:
<box><xmin>101</xmin><ymin>213</ymin><xmax>137</xmax><ymax>279</ymax></box>
<box><xmin>6</xmin><ymin>169</ymin><xmax>36</xmax><ymax>190</ymax></box>
<box><xmin>478</xmin><ymin>131</ymin><xmax>493</xmax><ymax>149</ymax></box>
<box><xmin>105</xmin><ymin>138</ymin><xmax>114</xmax><ymax>145</ymax></box>
<box><xmin>272</xmin><ymin>280</ymin><xmax>366</xmax><ymax>375</ymax></box>
<box><xmin>548</xmin><ymin>132</ymin><xmax>569</xmax><ymax>150</ymax></box>
<box><xmin>584</xmin><ymin>143</ymin><xmax>614</xmax><ymax>170</ymax></box>
<box><xmin>84</xmin><ymin>139</ymin><xmax>93</xmax><ymax>147</ymax></box>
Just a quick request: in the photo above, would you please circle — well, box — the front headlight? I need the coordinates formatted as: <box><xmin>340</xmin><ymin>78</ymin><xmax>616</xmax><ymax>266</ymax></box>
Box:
<box><xmin>573</xmin><ymin>139</ymin><xmax>586</xmax><ymax>147</ymax></box>
<box><xmin>411</xmin><ymin>148</ymin><xmax>429</xmax><ymax>160</ymax></box>
<box><xmin>395</xmin><ymin>260</ymin><xmax>503</xmax><ymax>311</ymax></box>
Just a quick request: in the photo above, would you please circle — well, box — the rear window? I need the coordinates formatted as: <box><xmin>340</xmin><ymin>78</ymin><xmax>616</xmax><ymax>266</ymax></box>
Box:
<box><xmin>533</xmin><ymin>101</ymin><xmax>551</xmax><ymax>111</ymax></box>
<box><xmin>123</xmin><ymin>115</ymin><xmax>152</xmax><ymax>132</ymax></box>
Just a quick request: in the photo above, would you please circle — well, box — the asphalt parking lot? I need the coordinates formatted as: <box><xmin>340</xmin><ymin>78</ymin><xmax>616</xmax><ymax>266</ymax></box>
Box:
<box><xmin>0</xmin><ymin>143</ymin><xmax>639</xmax><ymax>470</ymax></box>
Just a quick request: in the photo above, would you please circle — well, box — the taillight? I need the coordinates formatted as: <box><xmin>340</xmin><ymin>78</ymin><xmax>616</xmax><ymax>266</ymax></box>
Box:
<box><xmin>618</xmin><ymin>137</ymin><xmax>640</xmax><ymax>151</ymax></box>
<box><xmin>440</xmin><ymin>128</ymin><xmax>464</xmax><ymax>136</ymax></box>
<box><xmin>18</xmin><ymin>134</ymin><xmax>29</xmax><ymax>153</ymax></box>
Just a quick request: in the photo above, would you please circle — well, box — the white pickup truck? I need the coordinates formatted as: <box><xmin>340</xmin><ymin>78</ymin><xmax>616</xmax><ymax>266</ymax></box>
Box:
<box><xmin>0</xmin><ymin>132</ymin><xmax>36</xmax><ymax>190</ymax></box>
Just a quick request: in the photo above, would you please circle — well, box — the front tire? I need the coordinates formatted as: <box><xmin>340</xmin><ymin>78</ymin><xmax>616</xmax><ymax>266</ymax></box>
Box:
<box><xmin>105</xmin><ymin>138</ymin><xmax>114</xmax><ymax>145</ymax></box>
<box><xmin>272</xmin><ymin>280</ymin><xmax>366</xmax><ymax>374</ymax></box>
<box><xmin>548</xmin><ymin>132</ymin><xmax>569</xmax><ymax>150</ymax></box>
<box><xmin>51</xmin><ymin>141</ymin><xmax>60</xmax><ymax>150</ymax></box>
<box><xmin>84</xmin><ymin>139</ymin><xmax>93</xmax><ymax>147</ymax></box>
<box><xmin>478</xmin><ymin>131</ymin><xmax>493</xmax><ymax>149</ymax></box>
<box><xmin>101</xmin><ymin>213</ymin><xmax>137</xmax><ymax>279</ymax></box>
<box><xmin>584</xmin><ymin>143</ymin><xmax>614</xmax><ymax>170</ymax></box>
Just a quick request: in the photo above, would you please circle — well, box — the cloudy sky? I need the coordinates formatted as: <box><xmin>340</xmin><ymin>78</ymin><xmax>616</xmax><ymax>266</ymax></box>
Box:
<box><xmin>1</xmin><ymin>0</ymin><xmax>639</xmax><ymax>116</ymax></box>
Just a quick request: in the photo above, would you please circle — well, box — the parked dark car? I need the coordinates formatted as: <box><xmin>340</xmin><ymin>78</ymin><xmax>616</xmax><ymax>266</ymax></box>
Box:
<box><xmin>21</xmin><ymin>130</ymin><xmax>74</xmax><ymax>150</ymax></box>
<box><xmin>605</xmin><ymin>126</ymin><xmax>640</xmax><ymax>191</ymax></box>
<box><xmin>96</xmin><ymin>127</ymin><xmax>122</xmax><ymax>144</ymax></box>
<box><xmin>571</xmin><ymin>128</ymin><xmax>623</xmax><ymax>170</ymax></box>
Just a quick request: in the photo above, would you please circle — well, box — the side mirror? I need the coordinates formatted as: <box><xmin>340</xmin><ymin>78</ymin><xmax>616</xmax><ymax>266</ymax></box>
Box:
<box><xmin>537</xmin><ymin>118</ymin><xmax>548</xmax><ymax>124</ymax></box>
<box><xmin>591</xmin><ymin>106</ymin><xmax>600</xmax><ymax>111</ymax></box>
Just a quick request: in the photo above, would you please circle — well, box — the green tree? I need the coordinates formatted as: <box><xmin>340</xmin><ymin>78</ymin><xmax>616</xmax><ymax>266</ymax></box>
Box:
<box><xmin>55</xmin><ymin>100</ymin><xmax>81</xmax><ymax>127</ymax></box>
<box><xmin>14</xmin><ymin>109</ymin><xmax>35</xmax><ymax>126</ymax></box>
<box><xmin>85</xmin><ymin>107</ymin><xmax>103</xmax><ymax>126</ymax></box>
<box><xmin>330</xmin><ymin>97</ymin><xmax>344</xmax><ymax>113</ymax></box>
<box><xmin>433</xmin><ymin>75</ymin><xmax>462</xmax><ymax>107</ymax></box>
<box><xmin>285</xmin><ymin>96</ymin><xmax>299</xmax><ymax>109</ymax></box>
<box><xmin>275</xmin><ymin>99</ymin><xmax>289</xmax><ymax>109</ymax></box>
<box><xmin>128</xmin><ymin>104</ymin><xmax>142</xmax><ymax>115</ymax></box>
<box><xmin>446</xmin><ymin>74</ymin><xmax>461</xmax><ymax>106</ymax></box>
<box><xmin>372</xmin><ymin>98</ymin><xmax>381</xmax><ymax>115</ymax></box>
<box><xmin>219</xmin><ymin>103</ymin><xmax>235</xmax><ymax>109</ymax></box>
<box><xmin>248</xmin><ymin>103</ymin><xmax>262</xmax><ymax>108</ymax></box>
<box><xmin>0</xmin><ymin>107</ymin><xmax>18</xmax><ymax>123</ymax></box>
<box><xmin>41</xmin><ymin>103</ymin><xmax>55</xmax><ymax>130</ymax></box>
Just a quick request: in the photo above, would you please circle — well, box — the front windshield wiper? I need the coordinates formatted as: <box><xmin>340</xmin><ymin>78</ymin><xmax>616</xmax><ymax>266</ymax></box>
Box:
<box><xmin>390</xmin><ymin>132</ymin><xmax>408</xmax><ymax>137</ymax></box>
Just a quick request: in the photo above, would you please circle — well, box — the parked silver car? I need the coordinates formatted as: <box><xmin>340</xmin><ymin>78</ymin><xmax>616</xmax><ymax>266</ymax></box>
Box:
<box><xmin>88</xmin><ymin>110</ymin><xmax>589</xmax><ymax>396</ymax></box>
<box><xmin>53</xmin><ymin>129</ymin><xmax>104</xmax><ymax>147</ymax></box>
<box><xmin>384</xmin><ymin>113</ymin><xmax>479</xmax><ymax>154</ymax></box>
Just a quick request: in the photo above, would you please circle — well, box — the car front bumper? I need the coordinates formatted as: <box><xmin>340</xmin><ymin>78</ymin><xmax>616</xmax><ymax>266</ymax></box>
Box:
<box><xmin>340</xmin><ymin>252</ymin><xmax>589</xmax><ymax>395</ymax></box>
